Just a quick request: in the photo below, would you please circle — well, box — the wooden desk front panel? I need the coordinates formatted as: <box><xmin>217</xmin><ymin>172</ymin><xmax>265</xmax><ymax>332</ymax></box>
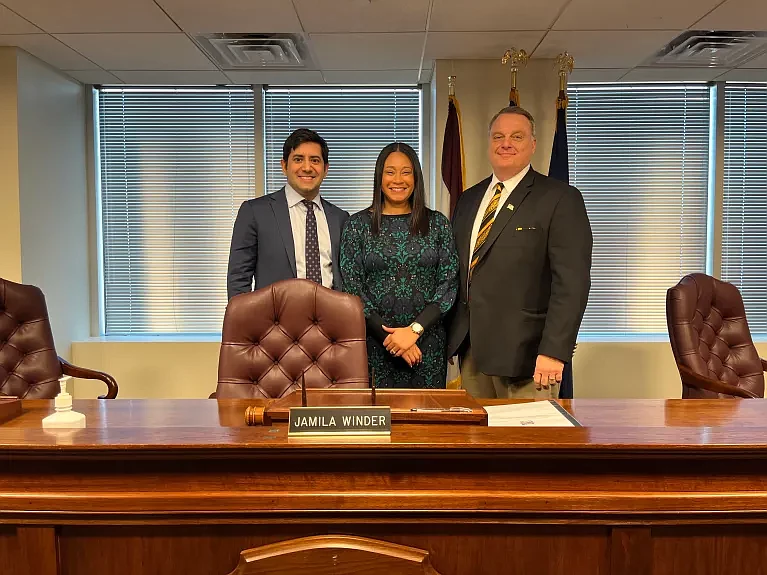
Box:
<box><xmin>56</xmin><ymin>525</ymin><xmax>611</xmax><ymax>575</ymax></box>
<box><xmin>3</xmin><ymin>523</ymin><xmax>767</xmax><ymax>575</ymax></box>
<box><xmin>2</xmin><ymin>399</ymin><xmax>767</xmax><ymax>575</ymax></box>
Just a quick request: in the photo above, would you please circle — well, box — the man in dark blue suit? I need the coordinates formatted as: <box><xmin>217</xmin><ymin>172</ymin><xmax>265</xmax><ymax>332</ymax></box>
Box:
<box><xmin>227</xmin><ymin>129</ymin><xmax>350</xmax><ymax>299</ymax></box>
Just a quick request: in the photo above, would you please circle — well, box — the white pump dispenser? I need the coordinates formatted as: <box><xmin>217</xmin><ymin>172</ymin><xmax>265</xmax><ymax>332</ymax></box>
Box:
<box><xmin>42</xmin><ymin>376</ymin><xmax>86</xmax><ymax>429</ymax></box>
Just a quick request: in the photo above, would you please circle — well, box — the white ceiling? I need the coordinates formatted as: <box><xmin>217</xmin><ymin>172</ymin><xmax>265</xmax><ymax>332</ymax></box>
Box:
<box><xmin>0</xmin><ymin>0</ymin><xmax>765</xmax><ymax>85</ymax></box>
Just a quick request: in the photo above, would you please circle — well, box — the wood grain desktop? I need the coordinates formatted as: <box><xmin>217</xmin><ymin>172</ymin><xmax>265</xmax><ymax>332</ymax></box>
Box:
<box><xmin>1</xmin><ymin>398</ymin><xmax>767</xmax><ymax>574</ymax></box>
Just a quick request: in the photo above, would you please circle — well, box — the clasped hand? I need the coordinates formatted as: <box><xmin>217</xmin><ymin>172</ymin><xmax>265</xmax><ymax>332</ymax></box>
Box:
<box><xmin>382</xmin><ymin>326</ymin><xmax>422</xmax><ymax>367</ymax></box>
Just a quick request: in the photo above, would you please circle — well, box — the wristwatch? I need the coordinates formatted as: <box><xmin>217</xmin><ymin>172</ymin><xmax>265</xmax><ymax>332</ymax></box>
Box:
<box><xmin>409</xmin><ymin>322</ymin><xmax>424</xmax><ymax>337</ymax></box>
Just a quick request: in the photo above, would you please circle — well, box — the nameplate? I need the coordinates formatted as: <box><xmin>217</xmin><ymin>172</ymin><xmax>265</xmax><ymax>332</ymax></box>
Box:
<box><xmin>288</xmin><ymin>406</ymin><xmax>392</xmax><ymax>436</ymax></box>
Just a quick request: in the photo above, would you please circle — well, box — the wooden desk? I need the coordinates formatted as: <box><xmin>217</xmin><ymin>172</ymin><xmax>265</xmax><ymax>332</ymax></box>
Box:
<box><xmin>2</xmin><ymin>398</ymin><xmax>767</xmax><ymax>575</ymax></box>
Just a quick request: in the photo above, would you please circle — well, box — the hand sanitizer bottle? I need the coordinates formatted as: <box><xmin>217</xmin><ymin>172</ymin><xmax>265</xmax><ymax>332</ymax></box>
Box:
<box><xmin>42</xmin><ymin>376</ymin><xmax>86</xmax><ymax>429</ymax></box>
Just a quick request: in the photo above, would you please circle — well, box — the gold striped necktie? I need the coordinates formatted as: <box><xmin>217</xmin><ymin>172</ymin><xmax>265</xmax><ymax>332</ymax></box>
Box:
<box><xmin>470</xmin><ymin>182</ymin><xmax>504</xmax><ymax>280</ymax></box>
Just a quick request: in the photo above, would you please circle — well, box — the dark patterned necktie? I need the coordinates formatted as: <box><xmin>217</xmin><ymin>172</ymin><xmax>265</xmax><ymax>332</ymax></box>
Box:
<box><xmin>303</xmin><ymin>199</ymin><xmax>322</xmax><ymax>284</ymax></box>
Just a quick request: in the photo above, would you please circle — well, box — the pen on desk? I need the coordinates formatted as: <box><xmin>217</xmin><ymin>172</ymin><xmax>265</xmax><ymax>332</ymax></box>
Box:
<box><xmin>410</xmin><ymin>407</ymin><xmax>473</xmax><ymax>413</ymax></box>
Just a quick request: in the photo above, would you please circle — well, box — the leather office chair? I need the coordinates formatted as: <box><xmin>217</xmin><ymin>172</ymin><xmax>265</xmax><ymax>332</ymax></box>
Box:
<box><xmin>227</xmin><ymin>535</ymin><xmax>443</xmax><ymax>575</ymax></box>
<box><xmin>0</xmin><ymin>278</ymin><xmax>118</xmax><ymax>399</ymax></box>
<box><xmin>666</xmin><ymin>273</ymin><xmax>766</xmax><ymax>399</ymax></box>
<box><xmin>216</xmin><ymin>279</ymin><xmax>369</xmax><ymax>399</ymax></box>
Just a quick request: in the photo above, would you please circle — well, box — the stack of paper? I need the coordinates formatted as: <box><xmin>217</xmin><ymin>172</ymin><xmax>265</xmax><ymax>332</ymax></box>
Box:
<box><xmin>484</xmin><ymin>400</ymin><xmax>580</xmax><ymax>427</ymax></box>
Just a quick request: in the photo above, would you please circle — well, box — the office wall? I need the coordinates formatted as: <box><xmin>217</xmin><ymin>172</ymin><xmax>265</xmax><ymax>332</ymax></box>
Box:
<box><xmin>72</xmin><ymin>340</ymin><xmax>220</xmax><ymax>398</ymax></box>
<box><xmin>0</xmin><ymin>48</ymin><xmax>21</xmax><ymax>282</ymax></box>
<box><xmin>16</xmin><ymin>51</ymin><xmax>89</xmax><ymax>359</ymax></box>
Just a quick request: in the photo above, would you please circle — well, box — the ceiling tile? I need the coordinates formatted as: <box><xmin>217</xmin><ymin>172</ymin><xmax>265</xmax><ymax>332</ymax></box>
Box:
<box><xmin>224</xmin><ymin>70</ymin><xmax>325</xmax><ymax>85</ymax></box>
<box><xmin>425</xmin><ymin>31</ymin><xmax>546</xmax><ymax>60</ymax></box>
<box><xmin>0</xmin><ymin>0</ymin><xmax>178</xmax><ymax>33</ymax></box>
<box><xmin>310</xmin><ymin>33</ymin><xmax>424</xmax><ymax>70</ymax></box>
<box><xmin>739</xmin><ymin>52</ymin><xmax>767</xmax><ymax>69</ymax></box>
<box><xmin>64</xmin><ymin>69</ymin><xmax>122</xmax><ymax>84</ymax></box>
<box><xmin>113</xmin><ymin>70</ymin><xmax>230</xmax><ymax>84</ymax></box>
<box><xmin>56</xmin><ymin>33</ymin><xmax>217</xmax><ymax>71</ymax></box>
<box><xmin>715</xmin><ymin>68</ymin><xmax>767</xmax><ymax>81</ymax></box>
<box><xmin>621</xmin><ymin>66</ymin><xmax>727</xmax><ymax>81</ymax></box>
<box><xmin>0</xmin><ymin>34</ymin><xmax>99</xmax><ymax>69</ymax></box>
<box><xmin>569</xmin><ymin>68</ymin><xmax>629</xmax><ymax>82</ymax></box>
<box><xmin>553</xmin><ymin>0</ymin><xmax>722</xmax><ymax>30</ymax></box>
<box><xmin>694</xmin><ymin>0</ymin><xmax>767</xmax><ymax>29</ymax></box>
<box><xmin>322</xmin><ymin>69</ymin><xmax>420</xmax><ymax>84</ymax></box>
<box><xmin>156</xmin><ymin>0</ymin><xmax>302</xmax><ymax>33</ymax></box>
<box><xmin>430</xmin><ymin>0</ymin><xmax>570</xmax><ymax>31</ymax></box>
<box><xmin>534</xmin><ymin>30</ymin><xmax>682</xmax><ymax>68</ymax></box>
<box><xmin>0</xmin><ymin>5</ymin><xmax>42</xmax><ymax>34</ymax></box>
<box><xmin>295</xmin><ymin>0</ymin><xmax>429</xmax><ymax>33</ymax></box>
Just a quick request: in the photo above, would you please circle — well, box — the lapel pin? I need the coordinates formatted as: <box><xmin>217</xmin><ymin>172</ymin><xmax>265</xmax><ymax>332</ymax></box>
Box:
<box><xmin>507</xmin><ymin>204</ymin><xmax>514</xmax><ymax>211</ymax></box>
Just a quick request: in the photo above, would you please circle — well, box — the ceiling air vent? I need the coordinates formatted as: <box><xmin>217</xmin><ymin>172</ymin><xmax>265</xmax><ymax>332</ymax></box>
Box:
<box><xmin>646</xmin><ymin>31</ymin><xmax>767</xmax><ymax>68</ymax></box>
<box><xmin>192</xmin><ymin>33</ymin><xmax>313</xmax><ymax>70</ymax></box>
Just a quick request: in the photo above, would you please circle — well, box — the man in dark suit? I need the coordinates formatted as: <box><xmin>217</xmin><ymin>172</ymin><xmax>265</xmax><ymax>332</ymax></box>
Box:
<box><xmin>446</xmin><ymin>106</ymin><xmax>592</xmax><ymax>398</ymax></box>
<box><xmin>227</xmin><ymin>128</ymin><xmax>349</xmax><ymax>299</ymax></box>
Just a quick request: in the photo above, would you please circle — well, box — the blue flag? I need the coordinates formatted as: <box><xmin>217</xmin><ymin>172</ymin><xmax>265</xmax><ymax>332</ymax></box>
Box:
<box><xmin>548</xmin><ymin>90</ymin><xmax>574</xmax><ymax>399</ymax></box>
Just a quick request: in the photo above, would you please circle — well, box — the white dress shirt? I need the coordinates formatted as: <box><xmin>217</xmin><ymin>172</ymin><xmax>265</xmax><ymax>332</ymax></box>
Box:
<box><xmin>284</xmin><ymin>184</ymin><xmax>334</xmax><ymax>288</ymax></box>
<box><xmin>468</xmin><ymin>164</ymin><xmax>531</xmax><ymax>270</ymax></box>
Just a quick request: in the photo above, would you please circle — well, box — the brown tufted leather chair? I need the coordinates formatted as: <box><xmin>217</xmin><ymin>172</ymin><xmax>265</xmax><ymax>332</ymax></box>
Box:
<box><xmin>216</xmin><ymin>279</ymin><xmax>369</xmax><ymax>399</ymax></box>
<box><xmin>666</xmin><ymin>273</ymin><xmax>766</xmax><ymax>399</ymax></box>
<box><xmin>0</xmin><ymin>278</ymin><xmax>118</xmax><ymax>399</ymax></box>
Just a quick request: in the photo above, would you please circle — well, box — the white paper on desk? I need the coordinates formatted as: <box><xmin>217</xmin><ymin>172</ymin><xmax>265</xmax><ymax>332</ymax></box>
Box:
<box><xmin>484</xmin><ymin>400</ymin><xmax>580</xmax><ymax>427</ymax></box>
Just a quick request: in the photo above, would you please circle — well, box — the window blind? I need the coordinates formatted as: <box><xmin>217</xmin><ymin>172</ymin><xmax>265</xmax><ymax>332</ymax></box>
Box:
<box><xmin>567</xmin><ymin>84</ymin><xmax>711</xmax><ymax>339</ymax></box>
<box><xmin>97</xmin><ymin>87</ymin><xmax>255</xmax><ymax>335</ymax></box>
<box><xmin>722</xmin><ymin>82</ymin><xmax>767</xmax><ymax>338</ymax></box>
<box><xmin>263</xmin><ymin>87</ymin><xmax>421</xmax><ymax>214</ymax></box>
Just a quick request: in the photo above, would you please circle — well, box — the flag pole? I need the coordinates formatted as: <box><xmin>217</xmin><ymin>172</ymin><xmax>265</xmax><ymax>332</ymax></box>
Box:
<box><xmin>501</xmin><ymin>48</ymin><xmax>529</xmax><ymax>106</ymax></box>
<box><xmin>443</xmin><ymin>75</ymin><xmax>465</xmax><ymax>389</ymax></box>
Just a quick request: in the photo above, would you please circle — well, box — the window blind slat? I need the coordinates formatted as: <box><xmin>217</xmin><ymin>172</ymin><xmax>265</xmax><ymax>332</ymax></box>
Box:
<box><xmin>722</xmin><ymin>83</ymin><xmax>767</xmax><ymax>337</ymax></box>
<box><xmin>97</xmin><ymin>87</ymin><xmax>256</xmax><ymax>335</ymax></box>
<box><xmin>263</xmin><ymin>88</ymin><xmax>421</xmax><ymax>214</ymax></box>
<box><xmin>567</xmin><ymin>84</ymin><xmax>711</xmax><ymax>338</ymax></box>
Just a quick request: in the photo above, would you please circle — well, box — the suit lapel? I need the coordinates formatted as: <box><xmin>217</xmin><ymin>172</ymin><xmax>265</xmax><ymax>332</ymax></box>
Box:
<box><xmin>321</xmin><ymin>198</ymin><xmax>341</xmax><ymax>253</ymax></box>
<box><xmin>322</xmin><ymin>199</ymin><xmax>343</xmax><ymax>289</ymax></box>
<box><xmin>473</xmin><ymin>169</ymin><xmax>536</xmax><ymax>265</ymax></box>
<box><xmin>270</xmin><ymin>188</ymin><xmax>297</xmax><ymax>276</ymax></box>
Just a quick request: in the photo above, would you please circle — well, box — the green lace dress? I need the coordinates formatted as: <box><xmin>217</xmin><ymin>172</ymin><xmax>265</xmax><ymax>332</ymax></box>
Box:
<box><xmin>340</xmin><ymin>210</ymin><xmax>459</xmax><ymax>388</ymax></box>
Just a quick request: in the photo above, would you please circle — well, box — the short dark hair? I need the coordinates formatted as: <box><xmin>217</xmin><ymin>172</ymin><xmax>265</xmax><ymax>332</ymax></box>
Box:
<box><xmin>282</xmin><ymin>128</ymin><xmax>329</xmax><ymax>164</ymax></box>
<box><xmin>370</xmin><ymin>142</ymin><xmax>428</xmax><ymax>237</ymax></box>
<box><xmin>488</xmin><ymin>106</ymin><xmax>536</xmax><ymax>138</ymax></box>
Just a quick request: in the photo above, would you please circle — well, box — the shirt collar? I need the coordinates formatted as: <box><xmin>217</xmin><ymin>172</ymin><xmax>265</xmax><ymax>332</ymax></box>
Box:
<box><xmin>490</xmin><ymin>164</ymin><xmax>531</xmax><ymax>192</ymax></box>
<box><xmin>285</xmin><ymin>183</ymin><xmax>323</xmax><ymax>211</ymax></box>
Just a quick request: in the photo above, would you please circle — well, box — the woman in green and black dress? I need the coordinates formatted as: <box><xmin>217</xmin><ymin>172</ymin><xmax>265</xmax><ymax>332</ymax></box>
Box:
<box><xmin>340</xmin><ymin>142</ymin><xmax>459</xmax><ymax>389</ymax></box>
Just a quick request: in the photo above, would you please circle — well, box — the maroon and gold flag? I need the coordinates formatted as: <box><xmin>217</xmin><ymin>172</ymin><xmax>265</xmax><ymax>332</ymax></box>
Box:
<box><xmin>442</xmin><ymin>94</ymin><xmax>465</xmax><ymax>218</ymax></box>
